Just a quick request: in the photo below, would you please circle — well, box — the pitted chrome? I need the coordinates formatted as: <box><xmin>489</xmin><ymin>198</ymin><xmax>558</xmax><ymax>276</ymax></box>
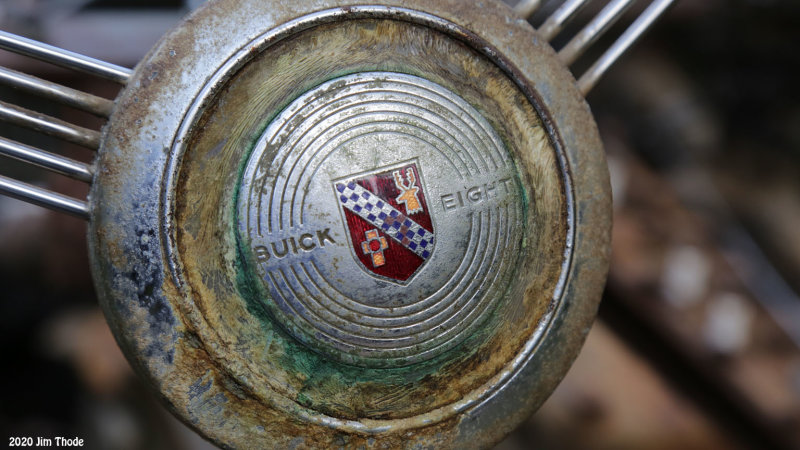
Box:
<box><xmin>238</xmin><ymin>72</ymin><xmax>524</xmax><ymax>367</ymax></box>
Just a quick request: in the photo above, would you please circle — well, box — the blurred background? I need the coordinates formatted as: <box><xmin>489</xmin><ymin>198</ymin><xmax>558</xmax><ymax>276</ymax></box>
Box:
<box><xmin>1</xmin><ymin>1</ymin><xmax>798</xmax><ymax>449</ymax></box>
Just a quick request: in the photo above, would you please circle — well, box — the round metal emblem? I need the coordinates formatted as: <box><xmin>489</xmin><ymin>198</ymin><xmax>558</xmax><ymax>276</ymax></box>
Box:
<box><xmin>88</xmin><ymin>0</ymin><xmax>611</xmax><ymax>448</ymax></box>
<box><xmin>238</xmin><ymin>72</ymin><xmax>523</xmax><ymax>367</ymax></box>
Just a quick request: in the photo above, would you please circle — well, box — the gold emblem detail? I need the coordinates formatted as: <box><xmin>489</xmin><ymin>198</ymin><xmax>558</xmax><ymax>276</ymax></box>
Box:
<box><xmin>393</xmin><ymin>168</ymin><xmax>423</xmax><ymax>215</ymax></box>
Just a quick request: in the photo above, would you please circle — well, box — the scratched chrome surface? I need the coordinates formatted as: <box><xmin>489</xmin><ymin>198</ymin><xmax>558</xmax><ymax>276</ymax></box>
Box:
<box><xmin>238</xmin><ymin>72</ymin><xmax>523</xmax><ymax>366</ymax></box>
<box><xmin>88</xmin><ymin>0</ymin><xmax>611</xmax><ymax>448</ymax></box>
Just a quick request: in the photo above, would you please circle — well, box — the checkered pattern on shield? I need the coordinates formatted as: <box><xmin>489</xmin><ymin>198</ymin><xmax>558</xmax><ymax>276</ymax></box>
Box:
<box><xmin>334</xmin><ymin>163</ymin><xmax>434</xmax><ymax>282</ymax></box>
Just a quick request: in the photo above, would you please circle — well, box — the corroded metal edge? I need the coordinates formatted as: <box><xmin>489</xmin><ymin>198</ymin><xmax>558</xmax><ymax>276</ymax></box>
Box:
<box><xmin>88</xmin><ymin>0</ymin><xmax>610</xmax><ymax>447</ymax></box>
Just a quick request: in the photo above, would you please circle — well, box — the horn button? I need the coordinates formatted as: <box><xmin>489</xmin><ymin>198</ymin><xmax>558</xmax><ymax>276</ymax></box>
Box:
<box><xmin>90</xmin><ymin>3</ymin><xmax>610</xmax><ymax>448</ymax></box>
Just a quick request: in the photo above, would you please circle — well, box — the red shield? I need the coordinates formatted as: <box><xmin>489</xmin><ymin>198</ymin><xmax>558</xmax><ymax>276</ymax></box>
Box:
<box><xmin>333</xmin><ymin>162</ymin><xmax>435</xmax><ymax>283</ymax></box>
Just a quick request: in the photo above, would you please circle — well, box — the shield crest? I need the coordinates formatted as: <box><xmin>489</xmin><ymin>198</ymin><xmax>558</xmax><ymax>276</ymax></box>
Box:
<box><xmin>333</xmin><ymin>162</ymin><xmax>435</xmax><ymax>283</ymax></box>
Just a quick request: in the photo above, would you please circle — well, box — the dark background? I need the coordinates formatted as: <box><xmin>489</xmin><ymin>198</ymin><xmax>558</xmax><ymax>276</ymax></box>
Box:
<box><xmin>1</xmin><ymin>1</ymin><xmax>799</xmax><ymax>448</ymax></box>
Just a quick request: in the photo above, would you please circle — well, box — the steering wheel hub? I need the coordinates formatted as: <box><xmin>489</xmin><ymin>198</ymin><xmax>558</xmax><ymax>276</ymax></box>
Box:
<box><xmin>88</xmin><ymin>1</ymin><xmax>611</xmax><ymax>447</ymax></box>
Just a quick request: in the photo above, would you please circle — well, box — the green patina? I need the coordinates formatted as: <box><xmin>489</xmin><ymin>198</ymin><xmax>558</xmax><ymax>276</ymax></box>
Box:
<box><xmin>226</xmin><ymin>52</ymin><xmax>526</xmax><ymax>413</ymax></box>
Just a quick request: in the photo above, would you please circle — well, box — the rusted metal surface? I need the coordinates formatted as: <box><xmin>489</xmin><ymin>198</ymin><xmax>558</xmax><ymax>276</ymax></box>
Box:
<box><xmin>88</xmin><ymin>0</ymin><xmax>610</xmax><ymax>447</ymax></box>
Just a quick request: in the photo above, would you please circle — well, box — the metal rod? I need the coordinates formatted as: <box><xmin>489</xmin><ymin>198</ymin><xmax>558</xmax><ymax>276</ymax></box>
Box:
<box><xmin>0</xmin><ymin>137</ymin><xmax>93</xmax><ymax>183</ymax></box>
<box><xmin>538</xmin><ymin>0</ymin><xmax>593</xmax><ymax>42</ymax></box>
<box><xmin>0</xmin><ymin>174</ymin><xmax>89</xmax><ymax>219</ymax></box>
<box><xmin>514</xmin><ymin>0</ymin><xmax>543</xmax><ymax>19</ymax></box>
<box><xmin>558</xmin><ymin>0</ymin><xmax>637</xmax><ymax>66</ymax></box>
<box><xmin>0</xmin><ymin>30</ymin><xmax>131</xmax><ymax>85</ymax></box>
<box><xmin>0</xmin><ymin>101</ymin><xmax>101</xmax><ymax>150</ymax></box>
<box><xmin>577</xmin><ymin>0</ymin><xmax>677</xmax><ymax>95</ymax></box>
<box><xmin>0</xmin><ymin>66</ymin><xmax>114</xmax><ymax>117</ymax></box>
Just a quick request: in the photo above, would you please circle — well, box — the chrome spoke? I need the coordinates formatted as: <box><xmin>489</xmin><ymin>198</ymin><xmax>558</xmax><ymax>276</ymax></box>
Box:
<box><xmin>558</xmin><ymin>0</ymin><xmax>637</xmax><ymax>66</ymax></box>
<box><xmin>0</xmin><ymin>174</ymin><xmax>89</xmax><ymax>219</ymax></box>
<box><xmin>0</xmin><ymin>137</ymin><xmax>93</xmax><ymax>183</ymax></box>
<box><xmin>520</xmin><ymin>0</ymin><xmax>678</xmax><ymax>94</ymax></box>
<box><xmin>538</xmin><ymin>0</ymin><xmax>593</xmax><ymax>42</ymax></box>
<box><xmin>0</xmin><ymin>30</ymin><xmax>132</xmax><ymax>85</ymax></box>
<box><xmin>0</xmin><ymin>30</ymin><xmax>120</xmax><ymax>216</ymax></box>
<box><xmin>0</xmin><ymin>101</ymin><xmax>101</xmax><ymax>150</ymax></box>
<box><xmin>0</xmin><ymin>66</ymin><xmax>114</xmax><ymax>117</ymax></box>
<box><xmin>577</xmin><ymin>0</ymin><xmax>677</xmax><ymax>94</ymax></box>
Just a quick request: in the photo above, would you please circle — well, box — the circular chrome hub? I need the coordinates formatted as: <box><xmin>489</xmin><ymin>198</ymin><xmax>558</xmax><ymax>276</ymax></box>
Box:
<box><xmin>238</xmin><ymin>72</ymin><xmax>523</xmax><ymax>366</ymax></box>
<box><xmin>89</xmin><ymin>1</ymin><xmax>611</xmax><ymax>448</ymax></box>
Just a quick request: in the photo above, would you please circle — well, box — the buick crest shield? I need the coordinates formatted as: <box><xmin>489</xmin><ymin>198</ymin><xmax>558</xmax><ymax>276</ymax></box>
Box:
<box><xmin>333</xmin><ymin>162</ymin><xmax>435</xmax><ymax>283</ymax></box>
